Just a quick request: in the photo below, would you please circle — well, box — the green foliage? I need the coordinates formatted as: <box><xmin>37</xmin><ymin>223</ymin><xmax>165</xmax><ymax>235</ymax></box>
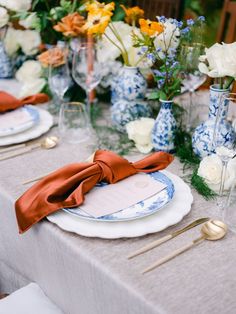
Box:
<box><xmin>191</xmin><ymin>170</ymin><xmax>217</xmax><ymax>200</ymax></box>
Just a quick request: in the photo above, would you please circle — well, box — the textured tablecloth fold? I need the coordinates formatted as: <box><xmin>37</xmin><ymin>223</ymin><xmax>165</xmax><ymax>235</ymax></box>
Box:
<box><xmin>0</xmin><ymin>91</ymin><xmax>49</xmax><ymax>112</ymax></box>
<box><xmin>15</xmin><ymin>150</ymin><xmax>174</xmax><ymax>233</ymax></box>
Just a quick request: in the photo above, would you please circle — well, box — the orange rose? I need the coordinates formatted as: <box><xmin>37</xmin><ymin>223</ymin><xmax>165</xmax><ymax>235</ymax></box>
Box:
<box><xmin>38</xmin><ymin>47</ymin><xmax>68</xmax><ymax>68</ymax></box>
<box><xmin>54</xmin><ymin>12</ymin><xmax>86</xmax><ymax>37</ymax></box>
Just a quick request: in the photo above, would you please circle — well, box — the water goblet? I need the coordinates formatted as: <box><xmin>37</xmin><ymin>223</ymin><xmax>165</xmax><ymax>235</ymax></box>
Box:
<box><xmin>72</xmin><ymin>42</ymin><xmax>102</xmax><ymax>119</ymax></box>
<box><xmin>180</xmin><ymin>43</ymin><xmax>206</xmax><ymax>131</ymax></box>
<box><xmin>212</xmin><ymin>93</ymin><xmax>236</xmax><ymax>209</ymax></box>
<box><xmin>223</xmin><ymin>183</ymin><xmax>236</xmax><ymax>233</ymax></box>
<box><xmin>48</xmin><ymin>45</ymin><xmax>71</xmax><ymax>111</ymax></box>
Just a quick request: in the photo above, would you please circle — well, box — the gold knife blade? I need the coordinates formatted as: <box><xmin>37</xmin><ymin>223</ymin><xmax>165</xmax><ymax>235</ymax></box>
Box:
<box><xmin>128</xmin><ymin>217</ymin><xmax>209</xmax><ymax>259</ymax></box>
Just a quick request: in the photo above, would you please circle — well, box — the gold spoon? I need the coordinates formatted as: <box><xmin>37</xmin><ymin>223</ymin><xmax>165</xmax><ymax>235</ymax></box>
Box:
<box><xmin>142</xmin><ymin>220</ymin><xmax>227</xmax><ymax>274</ymax></box>
<box><xmin>0</xmin><ymin>136</ymin><xmax>59</xmax><ymax>161</ymax></box>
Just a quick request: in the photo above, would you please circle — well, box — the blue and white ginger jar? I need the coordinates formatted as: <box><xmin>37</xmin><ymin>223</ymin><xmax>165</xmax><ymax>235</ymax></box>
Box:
<box><xmin>111</xmin><ymin>66</ymin><xmax>152</xmax><ymax>132</ymax></box>
<box><xmin>192</xmin><ymin>85</ymin><xmax>236</xmax><ymax>158</ymax></box>
<box><xmin>0</xmin><ymin>41</ymin><xmax>13</xmax><ymax>78</ymax></box>
<box><xmin>151</xmin><ymin>100</ymin><xmax>177</xmax><ymax>152</ymax></box>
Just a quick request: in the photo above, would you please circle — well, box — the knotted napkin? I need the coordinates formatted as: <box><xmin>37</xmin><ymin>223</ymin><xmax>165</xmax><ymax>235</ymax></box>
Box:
<box><xmin>15</xmin><ymin>150</ymin><xmax>174</xmax><ymax>233</ymax></box>
<box><xmin>0</xmin><ymin>91</ymin><xmax>49</xmax><ymax>113</ymax></box>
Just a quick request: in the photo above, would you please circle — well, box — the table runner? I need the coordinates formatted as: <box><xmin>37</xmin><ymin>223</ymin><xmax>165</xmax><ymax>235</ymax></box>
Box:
<box><xmin>1</xmin><ymin>80</ymin><xmax>236</xmax><ymax>314</ymax></box>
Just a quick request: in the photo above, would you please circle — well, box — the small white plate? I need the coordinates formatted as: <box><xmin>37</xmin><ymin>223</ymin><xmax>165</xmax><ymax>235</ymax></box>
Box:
<box><xmin>0</xmin><ymin>108</ymin><xmax>53</xmax><ymax>146</ymax></box>
<box><xmin>0</xmin><ymin>105</ymin><xmax>39</xmax><ymax>137</ymax></box>
<box><xmin>47</xmin><ymin>170</ymin><xmax>193</xmax><ymax>239</ymax></box>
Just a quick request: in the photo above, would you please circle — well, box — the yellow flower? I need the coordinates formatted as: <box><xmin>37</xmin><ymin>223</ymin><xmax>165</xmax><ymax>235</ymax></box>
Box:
<box><xmin>86</xmin><ymin>1</ymin><xmax>115</xmax><ymax>14</ymax></box>
<box><xmin>120</xmin><ymin>5</ymin><xmax>144</xmax><ymax>25</ymax></box>
<box><xmin>139</xmin><ymin>18</ymin><xmax>164</xmax><ymax>36</ymax></box>
<box><xmin>83</xmin><ymin>9</ymin><xmax>112</xmax><ymax>35</ymax></box>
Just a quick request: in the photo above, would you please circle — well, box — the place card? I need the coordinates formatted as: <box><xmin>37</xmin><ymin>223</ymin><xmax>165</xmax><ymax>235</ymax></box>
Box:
<box><xmin>79</xmin><ymin>173</ymin><xmax>167</xmax><ymax>218</ymax></box>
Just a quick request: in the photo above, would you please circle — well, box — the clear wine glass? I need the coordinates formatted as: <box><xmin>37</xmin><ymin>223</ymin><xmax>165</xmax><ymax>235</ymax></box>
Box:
<box><xmin>223</xmin><ymin>183</ymin><xmax>236</xmax><ymax>233</ymax></box>
<box><xmin>48</xmin><ymin>45</ymin><xmax>71</xmax><ymax>108</ymax></box>
<box><xmin>180</xmin><ymin>43</ymin><xmax>206</xmax><ymax>131</ymax></box>
<box><xmin>72</xmin><ymin>42</ymin><xmax>102</xmax><ymax>119</ymax></box>
<box><xmin>212</xmin><ymin>93</ymin><xmax>236</xmax><ymax>209</ymax></box>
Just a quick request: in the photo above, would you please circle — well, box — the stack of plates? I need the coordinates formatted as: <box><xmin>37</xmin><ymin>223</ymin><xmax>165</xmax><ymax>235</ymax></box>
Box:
<box><xmin>48</xmin><ymin>170</ymin><xmax>193</xmax><ymax>239</ymax></box>
<box><xmin>0</xmin><ymin>105</ymin><xmax>53</xmax><ymax>146</ymax></box>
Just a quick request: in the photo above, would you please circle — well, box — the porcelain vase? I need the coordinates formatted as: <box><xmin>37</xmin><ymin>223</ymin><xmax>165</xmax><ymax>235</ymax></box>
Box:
<box><xmin>111</xmin><ymin>66</ymin><xmax>152</xmax><ymax>132</ymax></box>
<box><xmin>151</xmin><ymin>100</ymin><xmax>177</xmax><ymax>152</ymax></box>
<box><xmin>192</xmin><ymin>85</ymin><xmax>236</xmax><ymax>158</ymax></box>
<box><xmin>0</xmin><ymin>41</ymin><xmax>13</xmax><ymax>78</ymax></box>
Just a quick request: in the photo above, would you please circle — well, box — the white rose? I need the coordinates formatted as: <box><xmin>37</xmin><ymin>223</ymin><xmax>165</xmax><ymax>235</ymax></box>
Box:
<box><xmin>0</xmin><ymin>6</ymin><xmax>9</xmax><ymax>28</ymax></box>
<box><xmin>19</xmin><ymin>12</ymin><xmax>39</xmax><ymax>29</ymax></box>
<box><xmin>197</xmin><ymin>154</ymin><xmax>236</xmax><ymax>192</ymax></box>
<box><xmin>4</xmin><ymin>27</ymin><xmax>20</xmax><ymax>56</ymax></box>
<box><xmin>198</xmin><ymin>42</ymin><xmax>236</xmax><ymax>78</ymax></box>
<box><xmin>97</xmin><ymin>22</ymin><xmax>149</xmax><ymax>68</ymax></box>
<box><xmin>126</xmin><ymin>117</ymin><xmax>155</xmax><ymax>154</ymax></box>
<box><xmin>18</xmin><ymin>30</ymin><xmax>41</xmax><ymax>55</ymax></box>
<box><xmin>154</xmin><ymin>18</ymin><xmax>180</xmax><ymax>58</ymax></box>
<box><xmin>18</xmin><ymin>78</ymin><xmax>46</xmax><ymax>98</ymax></box>
<box><xmin>0</xmin><ymin>0</ymin><xmax>31</xmax><ymax>11</ymax></box>
<box><xmin>15</xmin><ymin>60</ymin><xmax>42</xmax><ymax>83</ymax></box>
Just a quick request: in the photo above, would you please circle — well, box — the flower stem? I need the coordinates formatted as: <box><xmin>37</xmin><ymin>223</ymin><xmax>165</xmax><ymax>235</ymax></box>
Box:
<box><xmin>104</xmin><ymin>33</ymin><xmax>128</xmax><ymax>65</ymax></box>
<box><xmin>108</xmin><ymin>23</ymin><xmax>130</xmax><ymax>66</ymax></box>
<box><xmin>224</xmin><ymin>77</ymin><xmax>234</xmax><ymax>90</ymax></box>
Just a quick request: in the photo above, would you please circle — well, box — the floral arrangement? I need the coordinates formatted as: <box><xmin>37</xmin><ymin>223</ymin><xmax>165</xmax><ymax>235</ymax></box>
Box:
<box><xmin>0</xmin><ymin>0</ymin><xmax>41</xmax><ymax>57</ymax></box>
<box><xmin>198</xmin><ymin>42</ymin><xmax>236</xmax><ymax>89</ymax></box>
<box><xmin>132</xmin><ymin>16</ymin><xmax>205</xmax><ymax>100</ymax></box>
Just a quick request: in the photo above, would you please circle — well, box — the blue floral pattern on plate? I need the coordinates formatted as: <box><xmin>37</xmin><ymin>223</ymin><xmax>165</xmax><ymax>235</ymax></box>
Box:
<box><xmin>0</xmin><ymin>105</ymin><xmax>40</xmax><ymax>137</ymax></box>
<box><xmin>62</xmin><ymin>171</ymin><xmax>175</xmax><ymax>222</ymax></box>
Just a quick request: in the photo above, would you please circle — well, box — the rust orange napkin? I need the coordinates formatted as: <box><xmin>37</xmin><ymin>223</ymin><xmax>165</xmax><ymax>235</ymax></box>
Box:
<box><xmin>0</xmin><ymin>91</ymin><xmax>49</xmax><ymax>113</ymax></box>
<box><xmin>15</xmin><ymin>150</ymin><xmax>174</xmax><ymax>233</ymax></box>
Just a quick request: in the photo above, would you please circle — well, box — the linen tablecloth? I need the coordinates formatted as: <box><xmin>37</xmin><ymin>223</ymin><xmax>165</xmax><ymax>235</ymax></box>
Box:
<box><xmin>1</xmin><ymin>80</ymin><xmax>236</xmax><ymax>314</ymax></box>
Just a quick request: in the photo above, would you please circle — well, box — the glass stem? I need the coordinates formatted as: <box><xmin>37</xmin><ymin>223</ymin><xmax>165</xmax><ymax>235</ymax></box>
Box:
<box><xmin>219</xmin><ymin>160</ymin><xmax>228</xmax><ymax>196</ymax></box>
<box><xmin>187</xmin><ymin>90</ymin><xmax>193</xmax><ymax>131</ymax></box>
<box><xmin>86</xmin><ymin>90</ymin><xmax>91</xmax><ymax>123</ymax></box>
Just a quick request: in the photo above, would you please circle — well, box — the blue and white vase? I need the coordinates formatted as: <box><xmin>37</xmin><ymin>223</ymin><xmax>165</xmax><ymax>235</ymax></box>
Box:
<box><xmin>192</xmin><ymin>85</ymin><xmax>236</xmax><ymax>158</ymax></box>
<box><xmin>0</xmin><ymin>41</ymin><xmax>13</xmax><ymax>78</ymax></box>
<box><xmin>111</xmin><ymin>66</ymin><xmax>152</xmax><ymax>132</ymax></box>
<box><xmin>151</xmin><ymin>100</ymin><xmax>177</xmax><ymax>152</ymax></box>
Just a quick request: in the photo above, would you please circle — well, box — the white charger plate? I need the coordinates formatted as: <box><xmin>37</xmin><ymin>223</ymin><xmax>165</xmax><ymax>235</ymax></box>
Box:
<box><xmin>47</xmin><ymin>170</ymin><xmax>193</xmax><ymax>239</ymax></box>
<box><xmin>0</xmin><ymin>108</ymin><xmax>53</xmax><ymax>146</ymax></box>
<box><xmin>0</xmin><ymin>105</ymin><xmax>39</xmax><ymax>137</ymax></box>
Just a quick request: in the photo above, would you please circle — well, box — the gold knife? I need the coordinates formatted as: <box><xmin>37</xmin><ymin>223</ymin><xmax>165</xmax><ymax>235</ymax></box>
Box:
<box><xmin>128</xmin><ymin>217</ymin><xmax>209</xmax><ymax>259</ymax></box>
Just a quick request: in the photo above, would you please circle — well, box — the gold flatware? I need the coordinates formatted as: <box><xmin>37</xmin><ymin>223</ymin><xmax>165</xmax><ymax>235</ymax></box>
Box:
<box><xmin>0</xmin><ymin>143</ymin><xmax>26</xmax><ymax>154</ymax></box>
<box><xmin>142</xmin><ymin>219</ymin><xmax>227</xmax><ymax>274</ymax></box>
<box><xmin>22</xmin><ymin>152</ymin><xmax>95</xmax><ymax>185</ymax></box>
<box><xmin>0</xmin><ymin>136</ymin><xmax>59</xmax><ymax>161</ymax></box>
<box><xmin>128</xmin><ymin>217</ymin><xmax>209</xmax><ymax>259</ymax></box>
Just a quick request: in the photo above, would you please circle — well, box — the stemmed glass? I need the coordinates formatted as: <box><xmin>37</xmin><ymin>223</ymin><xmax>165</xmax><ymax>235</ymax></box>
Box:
<box><xmin>48</xmin><ymin>45</ymin><xmax>71</xmax><ymax>111</ymax></box>
<box><xmin>72</xmin><ymin>42</ymin><xmax>102</xmax><ymax>119</ymax></box>
<box><xmin>223</xmin><ymin>182</ymin><xmax>236</xmax><ymax>233</ymax></box>
<box><xmin>212</xmin><ymin>93</ymin><xmax>236</xmax><ymax>209</ymax></box>
<box><xmin>180</xmin><ymin>43</ymin><xmax>206</xmax><ymax>131</ymax></box>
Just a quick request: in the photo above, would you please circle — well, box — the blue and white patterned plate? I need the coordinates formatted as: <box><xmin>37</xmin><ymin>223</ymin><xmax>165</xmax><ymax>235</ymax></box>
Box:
<box><xmin>62</xmin><ymin>171</ymin><xmax>175</xmax><ymax>222</ymax></box>
<box><xmin>0</xmin><ymin>105</ymin><xmax>40</xmax><ymax>137</ymax></box>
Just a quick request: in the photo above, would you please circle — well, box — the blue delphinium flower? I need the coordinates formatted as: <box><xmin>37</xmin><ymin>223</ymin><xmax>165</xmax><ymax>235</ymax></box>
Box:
<box><xmin>187</xmin><ymin>19</ymin><xmax>194</xmax><ymax>26</ymax></box>
<box><xmin>181</xmin><ymin>27</ymin><xmax>190</xmax><ymax>35</ymax></box>
<box><xmin>198</xmin><ymin>16</ymin><xmax>205</xmax><ymax>22</ymax></box>
<box><xmin>158</xmin><ymin>16</ymin><xmax>166</xmax><ymax>23</ymax></box>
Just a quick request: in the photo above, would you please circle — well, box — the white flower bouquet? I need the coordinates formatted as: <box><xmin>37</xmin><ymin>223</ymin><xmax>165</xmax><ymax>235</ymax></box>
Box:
<box><xmin>198</xmin><ymin>42</ymin><xmax>236</xmax><ymax>89</ymax></box>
